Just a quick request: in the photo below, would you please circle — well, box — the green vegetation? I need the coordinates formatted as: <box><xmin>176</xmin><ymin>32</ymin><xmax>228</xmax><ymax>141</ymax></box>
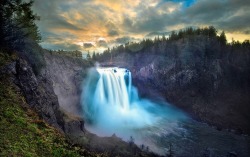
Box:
<box><xmin>0</xmin><ymin>51</ymin><xmax>17</xmax><ymax>68</ymax></box>
<box><xmin>0</xmin><ymin>75</ymin><xmax>79</xmax><ymax>156</ymax></box>
<box><xmin>0</xmin><ymin>0</ymin><xmax>45</xmax><ymax>75</ymax></box>
<box><xmin>96</xmin><ymin>26</ymin><xmax>250</xmax><ymax>61</ymax></box>
<box><xmin>49</xmin><ymin>50</ymin><xmax>83</xmax><ymax>59</ymax></box>
<box><xmin>0</xmin><ymin>52</ymin><xmax>104</xmax><ymax>157</ymax></box>
<box><xmin>0</xmin><ymin>0</ymin><xmax>41</xmax><ymax>51</ymax></box>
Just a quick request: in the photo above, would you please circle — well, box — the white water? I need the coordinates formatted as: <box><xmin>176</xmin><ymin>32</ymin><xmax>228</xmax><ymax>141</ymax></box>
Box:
<box><xmin>81</xmin><ymin>67</ymin><xmax>187</xmax><ymax>154</ymax></box>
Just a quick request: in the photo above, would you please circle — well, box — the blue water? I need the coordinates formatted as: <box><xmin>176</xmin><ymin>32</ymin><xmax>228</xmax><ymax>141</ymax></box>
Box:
<box><xmin>81</xmin><ymin>67</ymin><xmax>250</xmax><ymax>156</ymax></box>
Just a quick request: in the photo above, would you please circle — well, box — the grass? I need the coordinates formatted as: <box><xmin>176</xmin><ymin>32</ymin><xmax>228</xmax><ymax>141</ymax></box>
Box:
<box><xmin>0</xmin><ymin>51</ymin><xmax>106</xmax><ymax>157</ymax></box>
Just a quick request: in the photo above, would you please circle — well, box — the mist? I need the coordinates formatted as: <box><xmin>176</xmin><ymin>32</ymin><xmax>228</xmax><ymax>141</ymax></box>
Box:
<box><xmin>80</xmin><ymin>67</ymin><xmax>187</xmax><ymax>153</ymax></box>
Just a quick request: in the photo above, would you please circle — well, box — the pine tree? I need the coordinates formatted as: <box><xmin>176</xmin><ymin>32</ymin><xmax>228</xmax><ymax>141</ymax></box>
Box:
<box><xmin>92</xmin><ymin>51</ymin><xmax>96</xmax><ymax>60</ymax></box>
<box><xmin>87</xmin><ymin>51</ymin><xmax>91</xmax><ymax>60</ymax></box>
<box><xmin>0</xmin><ymin>0</ymin><xmax>41</xmax><ymax>51</ymax></box>
<box><xmin>162</xmin><ymin>35</ymin><xmax>167</xmax><ymax>41</ymax></box>
<box><xmin>219</xmin><ymin>31</ymin><xmax>227</xmax><ymax>45</ymax></box>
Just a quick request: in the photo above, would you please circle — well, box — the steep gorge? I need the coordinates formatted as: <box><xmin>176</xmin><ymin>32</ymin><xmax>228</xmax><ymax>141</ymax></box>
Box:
<box><xmin>2</xmin><ymin>44</ymin><xmax>249</xmax><ymax>156</ymax></box>
<box><xmin>100</xmin><ymin>36</ymin><xmax>250</xmax><ymax>134</ymax></box>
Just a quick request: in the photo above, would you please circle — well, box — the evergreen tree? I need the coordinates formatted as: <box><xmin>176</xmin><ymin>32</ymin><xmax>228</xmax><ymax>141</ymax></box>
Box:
<box><xmin>87</xmin><ymin>51</ymin><xmax>91</xmax><ymax>60</ymax></box>
<box><xmin>219</xmin><ymin>31</ymin><xmax>227</xmax><ymax>45</ymax></box>
<box><xmin>0</xmin><ymin>0</ymin><xmax>44</xmax><ymax>75</ymax></box>
<box><xmin>92</xmin><ymin>51</ymin><xmax>96</xmax><ymax>60</ymax></box>
<box><xmin>208</xmin><ymin>26</ymin><xmax>217</xmax><ymax>38</ymax></box>
<box><xmin>162</xmin><ymin>35</ymin><xmax>167</xmax><ymax>41</ymax></box>
<box><xmin>0</xmin><ymin>0</ymin><xmax>41</xmax><ymax>52</ymax></box>
<box><xmin>169</xmin><ymin>31</ymin><xmax>177</xmax><ymax>41</ymax></box>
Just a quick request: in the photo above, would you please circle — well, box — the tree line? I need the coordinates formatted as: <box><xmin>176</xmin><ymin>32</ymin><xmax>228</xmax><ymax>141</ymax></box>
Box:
<box><xmin>0</xmin><ymin>0</ymin><xmax>44</xmax><ymax>74</ymax></box>
<box><xmin>94</xmin><ymin>26</ymin><xmax>250</xmax><ymax>62</ymax></box>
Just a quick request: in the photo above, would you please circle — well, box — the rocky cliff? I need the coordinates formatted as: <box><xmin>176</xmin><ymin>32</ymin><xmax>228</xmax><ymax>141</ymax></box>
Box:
<box><xmin>0</xmin><ymin>51</ymin><xmax>158</xmax><ymax>157</ymax></box>
<box><xmin>1</xmin><ymin>57</ymin><xmax>64</xmax><ymax>131</ymax></box>
<box><xmin>0</xmin><ymin>50</ymin><xmax>90</xmax><ymax>133</ymax></box>
<box><xmin>43</xmin><ymin>52</ymin><xmax>90</xmax><ymax>116</ymax></box>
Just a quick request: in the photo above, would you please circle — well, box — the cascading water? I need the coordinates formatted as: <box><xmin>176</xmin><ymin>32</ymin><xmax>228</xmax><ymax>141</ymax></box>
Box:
<box><xmin>81</xmin><ymin>67</ymin><xmax>187</xmax><ymax>153</ymax></box>
<box><xmin>81</xmin><ymin>67</ymin><xmax>250</xmax><ymax>156</ymax></box>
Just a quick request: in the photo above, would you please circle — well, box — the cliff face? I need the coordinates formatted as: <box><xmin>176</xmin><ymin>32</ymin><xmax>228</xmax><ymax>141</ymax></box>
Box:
<box><xmin>43</xmin><ymin>52</ymin><xmax>90</xmax><ymax>117</ymax></box>
<box><xmin>106</xmin><ymin>36</ymin><xmax>250</xmax><ymax>134</ymax></box>
<box><xmin>1</xmin><ymin>57</ymin><xmax>64</xmax><ymax>131</ymax></box>
<box><xmin>1</xmin><ymin>52</ymin><xmax>153</xmax><ymax>157</ymax></box>
<box><xmin>0</xmin><ymin>51</ymin><xmax>91</xmax><ymax>133</ymax></box>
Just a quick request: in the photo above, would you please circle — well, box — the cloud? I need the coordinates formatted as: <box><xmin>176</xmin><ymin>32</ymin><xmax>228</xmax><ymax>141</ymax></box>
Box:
<box><xmin>108</xmin><ymin>30</ymin><xmax>119</xmax><ymax>36</ymax></box>
<box><xmin>41</xmin><ymin>42</ymin><xmax>82</xmax><ymax>51</ymax></box>
<box><xmin>32</xmin><ymin>0</ymin><xmax>250</xmax><ymax>52</ymax></box>
<box><xmin>182</xmin><ymin>0</ymin><xmax>250</xmax><ymax>32</ymax></box>
<box><xmin>97</xmin><ymin>39</ymin><xmax>108</xmax><ymax>47</ymax></box>
<box><xmin>244</xmin><ymin>30</ymin><xmax>250</xmax><ymax>35</ymax></box>
<box><xmin>104</xmin><ymin>21</ymin><xmax>120</xmax><ymax>36</ymax></box>
<box><xmin>115</xmin><ymin>37</ymin><xmax>132</xmax><ymax>44</ymax></box>
<box><xmin>83</xmin><ymin>43</ymin><xmax>95</xmax><ymax>48</ymax></box>
<box><xmin>146</xmin><ymin>31</ymin><xmax>170</xmax><ymax>37</ymax></box>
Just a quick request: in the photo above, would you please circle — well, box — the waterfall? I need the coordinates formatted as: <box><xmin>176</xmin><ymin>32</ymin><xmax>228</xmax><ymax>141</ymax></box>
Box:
<box><xmin>95</xmin><ymin>67</ymin><xmax>131</xmax><ymax>110</ymax></box>
<box><xmin>80</xmin><ymin>67</ymin><xmax>249</xmax><ymax>156</ymax></box>
<box><xmin>81</xmin><ymin>67</ymin><xmax>186</xmax><ymax>142</ymax></box>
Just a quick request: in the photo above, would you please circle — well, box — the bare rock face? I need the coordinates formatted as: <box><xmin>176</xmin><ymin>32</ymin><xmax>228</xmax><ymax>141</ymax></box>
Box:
<box><xmin>1</xmin><ymin>53</ymin><xmax>89</xmax><ymax>134</ymax></box>
<box><xmin>43</xmin><ymin>52</ymin><xmax>89</xmax><ymax>117</ymax></box>
<box><xmin>13</xmin><ymin>58</ymin><xmax>64</xmax><ymax>131</ymax></box>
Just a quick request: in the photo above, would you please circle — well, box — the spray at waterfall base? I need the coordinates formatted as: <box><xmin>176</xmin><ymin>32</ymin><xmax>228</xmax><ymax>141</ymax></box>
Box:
<box><xmin>81</xmin><ymin>67</ymin><xmax>187</xmax><ymax>152</ymax></box>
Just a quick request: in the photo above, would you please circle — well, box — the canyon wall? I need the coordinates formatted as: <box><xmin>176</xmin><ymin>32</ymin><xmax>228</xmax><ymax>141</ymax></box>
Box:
<box><xmin>105</xmin><ymin>36</ymin><xmax>250</xmax><ymax>134</ymax></box>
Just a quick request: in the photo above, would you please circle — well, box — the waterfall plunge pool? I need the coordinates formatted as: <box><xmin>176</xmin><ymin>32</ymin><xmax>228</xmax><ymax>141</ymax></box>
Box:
<box><xmin>81</xmin><ymin>67</ymin><xmax>250</xmax><ymax>156</ymax></box>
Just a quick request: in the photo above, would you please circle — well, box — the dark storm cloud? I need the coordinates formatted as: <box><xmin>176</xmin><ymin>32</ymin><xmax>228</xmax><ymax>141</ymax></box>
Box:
<box><xmin>121</xmin><ymin>1</ymin><xmax>181</xmax><ymax>33</ymax></box>
<box><xmin>33</xmin><ymin>0</ymin><xmax>83</xmax><ymax>35</ymax></box>
<box><xmin>115</xmin><ymin>36</ymin><xmax>137</xmax><ymax>44</ymax></box>
<box><xmin>115</xmin><ymin>37</ymin><xmax>131</xmax><ymax>44</ymax></box>
<box><xmin>97</xmin><ymin>40</ymin><xmax>108</xmax><ymax>47</ymax></box>
<box><xmin>105</xmin><ymin>21</ymin><xmax>119</xmax><ymax>36</ymax></box>
<box><xmin>216</xmin><ymin>13</ymin><xmax>250</xmax><ymax>31</ymax></box>
<box><xmin>121</xmin><ymin>0</ymin><xmax>250</xmax><ymax>35</ymax></box>
<box><xmin>49</xmin><ymin>17</ymin><xmax>83</xmax><ymax>30</ymax></box>
<box><xmin>108</xmin><ymin>30</ymin><xmax>119</xmax><ymax>36</ymax></box>
<box><xmin>84</xmin><ymin>43</ymin><xmax>94</xmax><ymax>48</ymax></box>
<box><xmin>183</xmin><ymin>0</ymin><xmax>250</xmax><ymax>32</ymax></box>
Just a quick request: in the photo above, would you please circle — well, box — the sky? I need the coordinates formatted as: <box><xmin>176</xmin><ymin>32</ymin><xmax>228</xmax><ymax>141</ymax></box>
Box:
<box><xmin>31</xmin><ymin>0</ymin><xmax>250</xmax><ymax>53</ymax></box>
